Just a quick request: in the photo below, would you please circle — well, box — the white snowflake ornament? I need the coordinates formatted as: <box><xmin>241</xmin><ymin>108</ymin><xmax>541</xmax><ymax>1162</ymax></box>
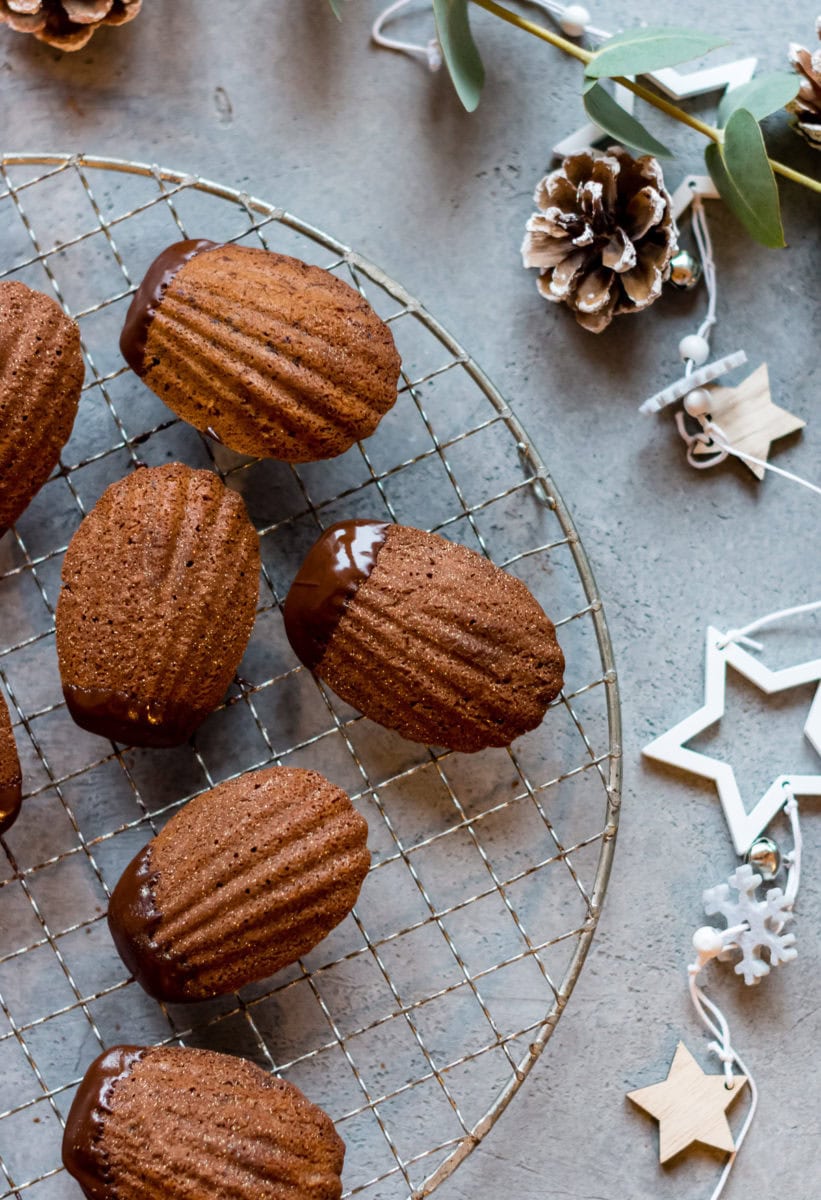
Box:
<box><xmin>703</xmin><ymin>864</ymin><xmax>797</xmax><ymax>986</ymax></box>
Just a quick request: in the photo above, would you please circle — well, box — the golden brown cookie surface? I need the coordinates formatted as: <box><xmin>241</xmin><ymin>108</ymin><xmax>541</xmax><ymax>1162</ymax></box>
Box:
<box><xmin>56</xmin><ymin>463</ymin><xmax>259</xmax><ymax>748</ymax></box>
<box><xmin>120</xmin><ymin>241</ymin><xmax>401</xmax><ymax>461</ymax></box>
<box><xmin>0</xmin><ymin>281</ymin><xmax>84</xmax><ymax>536</ymax></box>
<box><xmin>108</xmin><ymin>765</ymin><xmax>370</xmax><ymax>1002</ymax></box>
<box><xmin>285</xmin><ymin>521</ymin><xmax>565</xmax><ymax>752</ymax></box>
<box><xmin>63</xmin><ymin>1044</ymin><xmax>345</xmax><ymax>1200</ymax></box>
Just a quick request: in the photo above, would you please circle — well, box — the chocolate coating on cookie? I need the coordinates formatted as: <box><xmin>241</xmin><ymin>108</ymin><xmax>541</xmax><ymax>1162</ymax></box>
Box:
<box><xmin>63</xmin><ymin>1044</ymin><xmax>345</xmax><ymax>1200</ymax></box>
<box><xmin>62</xmin><ymin>1046</ymin><xmax>146</xmax><ymax>1200</ymax></box>
<box><xmin>0</xmin><ymin>691</ymin><xmax>22</xmax><ymax>835</ymax></box>
<box><xmin>119</xmin><ymin>239</ymin><xmax>216</xmax><ymax>375</ymax></box>
<box><xmin>283</xmin><ymin>519</ymin><xmax>389</xmax><ymax>670</ymax></box>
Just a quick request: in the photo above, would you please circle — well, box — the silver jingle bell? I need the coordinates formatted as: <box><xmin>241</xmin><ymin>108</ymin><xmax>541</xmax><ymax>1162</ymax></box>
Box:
<box><xmin>669</xmin><ymin>249</ymin><xmax>703</xmax><ymax>291</ymax></box>
<box><xmin>746</xmin><ymin>836</ymin><xmax>781</xmax><ymax>882</ymax></box>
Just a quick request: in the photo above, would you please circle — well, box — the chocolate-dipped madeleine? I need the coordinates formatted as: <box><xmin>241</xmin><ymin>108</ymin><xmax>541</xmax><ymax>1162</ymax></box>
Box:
<box><xmin>56</xmin><ymin>463</ymin><xmax>259</xmax><ymax>748</ymax></box>
<box><xmin>0</xmin><ymin>281</ymin><xmax>84</xmax><ymax>535</ymax></box>
<box><xmin>0</xmin><ymin>690</ymin><xmax>22</xmax><ymax>835</ymax></box>
<box><xmin>120</xmin><ymin>241</ymin><xmax>401</xmax><ymax>461</ymax></box>
<box><xmin>63</xmin><ymin>1044</ymin><xmax>345</xmax><ymax>1200</ymax></box>
<box><xmin>284</xmin><ymin>520</ymin><xmax>565</xmax><ymax>752</ymax></box>
<box><xmin>108</xmin><ymin>766</ymin><xmax>370</xmax><ymax>1002</ymax></box>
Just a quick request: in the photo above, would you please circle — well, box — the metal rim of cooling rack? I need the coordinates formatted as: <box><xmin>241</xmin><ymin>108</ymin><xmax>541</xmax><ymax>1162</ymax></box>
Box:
<box><xmin>1</xmin><ymin>152</ymin><xmax>623</xmax><ymax>1199</ymax></box>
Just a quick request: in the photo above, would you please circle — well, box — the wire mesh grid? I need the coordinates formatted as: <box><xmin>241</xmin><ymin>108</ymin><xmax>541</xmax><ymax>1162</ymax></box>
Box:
<box><xmin>0</xmin><ymin>153</ymin><xmax>621</xmax><ymax>1200</ymax></box>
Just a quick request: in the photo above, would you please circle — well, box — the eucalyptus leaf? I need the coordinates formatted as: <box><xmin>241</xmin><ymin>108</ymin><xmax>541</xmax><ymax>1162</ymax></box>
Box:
<box><xmin>585</xmin><ymin>27</ymin><xmax>727</xmax><ymax>80</ymax></box>
<box><xmin>432</xmin><ymin>0</ymin><xmax>485</xmax><ymax>112</ymax></box>
<box><xmin>717</xmin><ymin>71</ymin><xmax>799</xmax><ymax>126</ymax></box>
<box><xmin>326</xmin><ymin>0</ymin><xmax>342</xmax><ymax>18</ymax></box>
<box><xmin>583</xmin><ymin>82</ymin><xmax>672</xmax><ymax>157</ymax></box>
<box><xmin>705</xmin><ymin>108</ymin><xmax>785</xmax><ymax>247</ymax></box>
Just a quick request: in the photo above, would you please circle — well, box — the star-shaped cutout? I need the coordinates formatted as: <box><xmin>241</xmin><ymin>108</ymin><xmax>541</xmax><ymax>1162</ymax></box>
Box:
<box><xmin>694</xmin><ymin>363</ymin><xmax>805</xmax><ymax>479</ymax></box>
<box><xmin>628</xmin><ymin>1042</ymin><xmax>747</xmax><ymax>1163</ymax></box>
<box><xmin>643</xmin><ymin>626</ymin><xmax>821</xmax><ymax>854</ymax></box>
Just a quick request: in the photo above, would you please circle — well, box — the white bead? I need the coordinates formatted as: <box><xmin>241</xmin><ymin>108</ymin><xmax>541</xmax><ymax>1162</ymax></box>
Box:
<box><xmin>678</xmin><ymin>334</ymin><xmax>710</xmax><ymax>366</ymax></box>
<box><xmin>683</xmin><ymin>388</ymin><xmax>712</xmax><ymax>418</ymax></box>
<box><xmin>692</xmin><ymin>925</ymin><xmax>725</xmax><ymax>956</ymax></box>
<box><xmin>560</xmin><ymin>4</ymin><xmax>591</xmax><ymax>36</ymax></box>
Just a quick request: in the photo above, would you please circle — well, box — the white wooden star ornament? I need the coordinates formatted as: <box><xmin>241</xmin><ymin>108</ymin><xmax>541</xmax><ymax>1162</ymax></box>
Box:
<box><xmin>643</xmin><ymin>627</ymin><xmax>821</xmax><ymax>854</ymax></box>
<box><xmin>628</xmin><ymin>1042</ymin><xmax>747</xmax><ymax>1163</ymax></box>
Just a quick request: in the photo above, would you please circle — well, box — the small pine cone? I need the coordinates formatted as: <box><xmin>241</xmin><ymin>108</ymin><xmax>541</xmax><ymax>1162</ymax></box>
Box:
<box><xmin>788</xmin><ymin>18</ymin><xmax>821</xmax><ymax>149</ymax></box>
<box><xmin>0</xmin><ymin>0</ymin><xmax>141</xmax><ymax>50</ymax></box>
<box><xmin>522</xmin><ymin>146</ymin><xmax>677</xmax><ymax>334</ymax></box>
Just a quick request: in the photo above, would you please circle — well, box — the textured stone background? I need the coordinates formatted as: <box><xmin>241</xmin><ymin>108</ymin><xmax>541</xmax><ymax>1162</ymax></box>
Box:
<box><xmin>1</xmin><ymin>1</ymin><xmax>819</xmax><ymax>1197</ymax></box>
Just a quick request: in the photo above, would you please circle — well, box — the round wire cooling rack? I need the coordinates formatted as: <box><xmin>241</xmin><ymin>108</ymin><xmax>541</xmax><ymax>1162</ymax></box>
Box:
<box><xmin>0</xmin><ymin>153</ymin><xmax>622</xmax><ymax>1200</ymax></box>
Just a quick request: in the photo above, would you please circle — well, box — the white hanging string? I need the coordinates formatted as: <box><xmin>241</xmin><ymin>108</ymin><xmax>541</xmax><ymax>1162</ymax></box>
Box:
<box><xmin>717</xmin><ymin>598</ymin><xmax>821</xmax><ymax>651</ymax></box>
<box><xmin>371</xmin><ymin>0</ymin><xmax>442</xmax><ymax>71</ymax></box>
<box><xmin>370</xmin><ymin>0</ymin><xmax>613</xmax><ymax>69</ymax></box>
<box><xmin>687</xmin><ymin>194</ymin><xmax>717</xmax><ymax>366</ymax></box>
<box><xmin>686</xmin><ymin>965</ymin><xmax>758</xmax><ymax>1200</ymax></box>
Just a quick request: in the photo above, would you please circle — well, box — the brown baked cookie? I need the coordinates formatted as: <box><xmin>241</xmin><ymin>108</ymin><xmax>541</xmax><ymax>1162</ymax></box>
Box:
<box><xmin>0</xmin><ymin>281</ymin><xmax>84</xmax><ymax>536</ymax></box>
<box><xmin>0</xmin><ymin>691</ymin><xmax>22</xmax><ymax>835</ymax></box>
<box><xmin>284</xmin><ymin>520</ymin><xmax>565</xmax><ymax>752</ymax></box>
<box><xmin>56</xmin><ymin>463</ymin><xmax>259</xmax><ymax>748</ymax></box>
<box><xmin>120</xmin><ymin>241</ymin><xmax>401</xmax><ymax>462</ymax></box>
<box><xmin>108</xmin><ymin>766</ymin><xmax>370</xmax><ymax>1002</ymax></box>
<box><xmin>63</xmin><ymin>1044</ymin><xmax>345</xmax><ymax>1200</ymax></box>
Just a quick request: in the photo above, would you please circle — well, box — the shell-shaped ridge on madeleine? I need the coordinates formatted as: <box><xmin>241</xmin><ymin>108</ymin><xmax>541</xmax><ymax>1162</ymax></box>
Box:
<box><xmin>0</xmin><ymin>281</ymin><xmax>84</xmax><ymax>534</ymax></box>
<box><xmin>56</xmin><ymin>462</ymin><xmax>260</xmax><ymax>748</ymax></box>
<box><xmin>123</xmin><ymin>242</ymin><xmax>401</xmax><ymax>461</ymax></box>
<box><xmin>108</xmin><ymin>766</ymin><xmax>371</xmax><ymax>1001</ymax></box>
<box><xmin>62</xmin><ymin>1044</ymin><xmax>345</xmax><ymax>1200</ymax></box>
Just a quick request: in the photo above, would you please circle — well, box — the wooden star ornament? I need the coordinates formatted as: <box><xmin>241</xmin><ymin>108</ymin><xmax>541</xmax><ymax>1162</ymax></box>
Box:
<box><xmin>693</xmin><ymin>363</ymin><xmax>805</xmax><ymax>479</ymax></box>
<box><xmin>628</xmin><ymin>1043</ymin><xmax>747</xmax><ymax>1163</ymax></box>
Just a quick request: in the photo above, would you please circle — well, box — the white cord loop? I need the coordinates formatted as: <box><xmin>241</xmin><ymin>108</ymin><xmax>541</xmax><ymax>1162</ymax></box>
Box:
<box><xmin>371</xmin><ymin>0</ymin><xmax>442</xmax><ymax>71</ymax></box>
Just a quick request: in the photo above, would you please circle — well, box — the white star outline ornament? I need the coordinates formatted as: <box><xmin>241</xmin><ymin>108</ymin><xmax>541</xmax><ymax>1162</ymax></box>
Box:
<box><xmin>643</xmin><ymin>627</ymin><xmax>821</xmax><ymax>855</ymax></box>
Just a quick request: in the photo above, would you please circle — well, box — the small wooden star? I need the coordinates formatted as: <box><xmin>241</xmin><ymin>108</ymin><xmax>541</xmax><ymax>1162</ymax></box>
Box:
<box><xmin>693</xmin><ymin>363</ymin><xmax>805</xmax><ymax>479</ymax></box>
<box><xmin>628</xmin><ymin>1042</ymin><xmax>747</xmax><ymax>1164</ymax></box>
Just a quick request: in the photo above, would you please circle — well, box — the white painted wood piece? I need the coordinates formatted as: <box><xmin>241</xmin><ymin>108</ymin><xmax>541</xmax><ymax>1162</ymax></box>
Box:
<box><xmin>643</xmin><ymin>626</ymin><xmax>821</xmax><ymax>854</ymax></box>
<box><xmin>639</xmin><ymin>350</ymin><xmax>748</xmax><ymax>415</ymax></box>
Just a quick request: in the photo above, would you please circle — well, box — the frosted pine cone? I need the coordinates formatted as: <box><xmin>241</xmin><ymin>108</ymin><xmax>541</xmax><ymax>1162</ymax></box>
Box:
<box><xmin>788</xmin><ymin>18</ymin><xmax>821</xmax><ymax>149</ymax></box>
<box><xmin>0</xmin><ymin>0</ymin><xmax>141</xmax><ymax>50</ymax></box>
<box><xmin>522</xmin><ymin>147</ymin><xmax>676</xmax><ymax>333</ymax></box>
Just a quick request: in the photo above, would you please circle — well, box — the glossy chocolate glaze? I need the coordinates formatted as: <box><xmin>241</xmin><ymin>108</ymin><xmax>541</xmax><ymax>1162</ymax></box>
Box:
<box><xmin>283</xmin><ymin>520</ymin><xmax>389</xmax><ymax>671</ymax></box>
<box><xmin>0</xmin><ymin>779</ymin><xmax>22</xmax><ymax>836</ymax></box>
<box><xmin>119</xmin><ymin>239</ymin><xmax>217</xmax><ymax>375</ymax></box>
<box><xmin>107</xmin><ymin>843</ymin><xmax>187</xmax><ymax>1002</ymax></box>
<box><xmin>64</xmin><ymin>684</ymin><xmax>202</xmax><ymax>748</ymax></box>
<box><xmin>62</xmin><ymin>1045</ymin><xmax>146</xmax><ymax>1200</ymax></box>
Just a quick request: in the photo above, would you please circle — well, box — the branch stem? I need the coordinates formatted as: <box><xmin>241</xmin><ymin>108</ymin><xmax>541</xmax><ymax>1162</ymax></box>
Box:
<box><xmin>469</xmin><ymin>0</ymin><xmax>821</xmax><ymax>194</ymax></box>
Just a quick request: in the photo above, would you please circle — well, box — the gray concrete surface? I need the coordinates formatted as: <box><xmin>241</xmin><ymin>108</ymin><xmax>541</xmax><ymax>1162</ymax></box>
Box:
<box><xmin>1</xmin><ymin>1</ymin><xmax>819</xmax><ymax>1197</ymax></box>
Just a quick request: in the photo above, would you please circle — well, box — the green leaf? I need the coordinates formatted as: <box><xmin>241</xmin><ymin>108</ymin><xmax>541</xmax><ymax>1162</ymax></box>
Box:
<box><xmin>705</xmin><ymin>108</ymin><xmax>785</xmax><ymax>247</ymax></box>
<box><xmin>432</xmin><ymin>0</ymin><xmax>485</xmax><ymax>112</ymax></box>
<box><xmin>326</xmin><ymin>0</ymin><xmax>342</xmax><ymax>18</ymax></box>
<box><xmin>585</xmin><ymin>27</ymin><xmax>727</xmax><ymax>80</ymax></box>
<box><xmin>583</xmin><ymin>81</ymin><xmax>672</xmax><ymax>157</ymax></box>
<box><xmin>717</xmin><ymin>71</ymin><xmax>800</xmax><ymax>126</ymax></box>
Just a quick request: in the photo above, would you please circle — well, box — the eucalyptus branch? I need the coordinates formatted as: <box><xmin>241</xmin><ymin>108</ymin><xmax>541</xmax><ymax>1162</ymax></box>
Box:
<box><xmin>470</xmin><ymin>0</ymin><xmax>821</xmax><ymax>195</ymax></box>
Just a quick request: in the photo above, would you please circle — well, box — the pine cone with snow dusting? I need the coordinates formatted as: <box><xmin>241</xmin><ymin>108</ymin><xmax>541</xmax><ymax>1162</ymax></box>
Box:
<box><xmin>522</xmin><ymin>146</ymin><xmax>677</xmax><ymax>333</ymax></box>
<box><xmin>788</xmin><ymin>18</ymin><xmax>821</xmax><ymax>149</ymax></box>
<box><xmin>0</xmin><ymin>0</ymin><xmax>141</xmax><ymax>51</ymax></box>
